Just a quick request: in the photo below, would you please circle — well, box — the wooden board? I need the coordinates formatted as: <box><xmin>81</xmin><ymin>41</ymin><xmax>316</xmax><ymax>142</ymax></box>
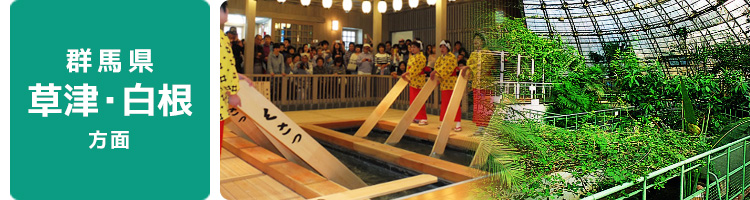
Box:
<box><xmin>254</xmin><ymin>123</ymin><xmax>315</xmax><ymax>172</ymax></box>
<box><xmin>227</xmin><ymin>111</ymin><xmax>315</xmax><ymax>172</ymax></box>
<box><xmin>354</xmin><ymin>78</ymin><xmax>409</xmax><ymax>137</ymax></box>
<box><xmin>226</xmin><ymin>113</ymin><xmax>281</xmax><ymax>156</ymax></box>
<box><xmin>384</xmin><ymin>78</ymin><xmax>438</xmax><ymax>145</ymax></box>
<box><xmin>311</xmin><ymin>174</ymin><xmax>438</xmax><ymax>200</ymax></box>
<box><xmin>431</xmin><ymin>69</ymin><xmax>469</xmax><ymax>158</ymax></box>
<box><xmin>401</xmin><ymin>177</ymin><xmax>485</xmax><ymax>200</ymax></box>
<box><xmin>237</xmin><ymin>81</ymin><xmax>368</xmax><ymax>189</ymax></box>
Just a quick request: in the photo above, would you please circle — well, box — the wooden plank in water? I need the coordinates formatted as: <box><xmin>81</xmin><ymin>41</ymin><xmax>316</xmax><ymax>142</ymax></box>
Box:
<box><xmin>385</xmin><ymin>78</ymin><xmax>438</xmax><ymax>145</ymax></box>
<box><xmin>354</xmin><ymin>78</ymin><xmax>409</xmax><ymax>137</ymax></box>
<box><xmin>236</xmin><ymin>81</ymin><xmax>367</xmax><ymax>189</ymax></box>
<box><xmin>431</xmin><ymin>70</ymin><xmax>469</xmax><ymax>158</ymax></box>
<box><xmin>301</xmin><ymin>123</ymin><xmax>482</xmax><ymax>182</ymax></box>
<box><xmin>310</xmin><ymin>174</ymin><xmax>438</xmax><ymax>200</ymax></box>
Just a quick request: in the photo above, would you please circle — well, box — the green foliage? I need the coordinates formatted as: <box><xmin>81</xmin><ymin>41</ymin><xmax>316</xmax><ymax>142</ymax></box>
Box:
<box><xmin>487</xmin><ymin>17</ymin><xmax>605</xmax><ymax>114</ymax></box>
<box><xmin>693</xmin><ymin>42</ymin><xmax>750</xmax><ymax>74</ymax></box>
<box><xmin>473</xmin><ymin>94</ymin><xmax>524</xmax><ymax>198</ymax></box>
<box><xmin>606</xmin><ymin>46</ymin><xmax>679</xmax><ymax>120</ymax></box>
<box><xmin>549</xmin><ymin>64</ymin><xmax>606</xmax><ymax>114</ymax></box>
<box><xmin>680</xmin><ymin>79</ymin><xmax>697</xmax><ymax>125</ymax></box>
<box><xmin>474</xmin><ymin>11</ymin><xmax>750</xmax><ymax>200</ymax></box>
<box><xmin>592</xmin><ymin>42</ymin><xmax>750</xmax><ymax>138</ymax></box>
<box><xmin>492</xmin><ymin>17</ymin><xmax>584</xmax><ymax>83</ymax></box>
<box><xmin>680</xmin><ymin>43</ymin><xmax>750</xmax><ymax>134</ymax></box>
<box><xmin>680</xmin><ymin>79</ymin><xmax>703</xmax><ymax>135</ymax></box>
<box><xmin>480</xmin><ymin>118</ymin><xmax>709</xmax><ymax>199</ymax></box>
<box><xmin>711</xmin><ymin>117</ymin><xmax>750</xmax><ymax>148</ymax></box>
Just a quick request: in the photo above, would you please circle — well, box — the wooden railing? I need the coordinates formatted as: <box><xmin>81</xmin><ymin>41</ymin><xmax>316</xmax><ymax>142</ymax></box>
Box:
<box><xmin>248</xmin><ymin>74</ymin><xmax>555</xmax><ymax>119</ymax></box>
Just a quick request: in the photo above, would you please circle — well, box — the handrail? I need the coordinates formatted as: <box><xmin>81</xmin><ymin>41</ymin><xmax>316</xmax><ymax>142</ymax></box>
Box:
<box><xmin>582</xmin><ymin>134</ymin><xmax>750</xmax><ymax>200</ymax></box>
<box><xmin>541</xmin><ymin>106</ymin><xmax>634</xmax><ymax>119</ymax></box>
<box><xmin>510</xmin><ymin>107</ymin><xmax>632</xmax><ymax>131</ymax></box>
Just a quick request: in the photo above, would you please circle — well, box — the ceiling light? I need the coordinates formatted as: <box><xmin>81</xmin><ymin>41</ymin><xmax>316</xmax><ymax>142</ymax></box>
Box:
<box><xmin>343</xmin><ymin>0</ymin><xmax>353</xmax><ymax>13</ymax></box>
<box><xmin>409</xmin><ymin>0</ymin><xmax>419</xmax><ymax>8</ymax></box>
<box><xmin>378</xmin><ymin>1</ymin><xmax>387</xmax><ymax>13</ymax></box>
<box><xmin>362</xmin><ymin>1</ymin><xmax>372</xmax><ymax>14</ymax></box>
<box><xmin>393</xmin><ymin>0</ymin><xmax>403</xmax><ymax>11</ymax></box>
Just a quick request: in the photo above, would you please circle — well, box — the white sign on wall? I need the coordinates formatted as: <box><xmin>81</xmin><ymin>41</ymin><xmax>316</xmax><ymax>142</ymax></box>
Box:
<box><xmin>391</xmin><ymin>31</ymin><xmax>413</xmax><ymax>43</ymax></box>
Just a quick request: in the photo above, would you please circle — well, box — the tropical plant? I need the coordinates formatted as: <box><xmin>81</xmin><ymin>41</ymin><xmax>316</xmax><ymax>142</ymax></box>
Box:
<box><xmin>692</xmin><ymin>41</ymin><xmax>750</xmax><ymax>74</ymax></box>
<box><xmin>549</xmin><ymin>64</ymin><xmax>606</xmax><ymax>114</ymax></box>
<box><xmin>478</xmin><ymin>117</ymin><xmax>709</xmax><ymax>199</ymax></box>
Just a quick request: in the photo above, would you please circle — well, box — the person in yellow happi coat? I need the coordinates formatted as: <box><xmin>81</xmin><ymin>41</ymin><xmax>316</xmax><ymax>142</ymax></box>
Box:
<box><xmin>400</xmin><ymin>42</ymin><xmax>430</xmax><ymax>125</ymax></box>
<box><xmin>463</xmin><ymin>33</ymin><xmax>497</xmax><ymax>135</ymax></box>
<box><xmin>431</xmin><ymin>40</ymin><xmax>462</xmax><ymax>132</ymax></box>
<box><xmin>220</xmin><ymin>1</ymin><xmax>252</xmax><ymax>152</ymax></box>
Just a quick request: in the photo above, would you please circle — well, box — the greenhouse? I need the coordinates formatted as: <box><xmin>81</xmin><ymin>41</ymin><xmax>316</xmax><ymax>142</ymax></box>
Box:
<box><xmin>218</xmin><ymin>0</ymin><xmax>750</xmax><ymax>199</ymax></box>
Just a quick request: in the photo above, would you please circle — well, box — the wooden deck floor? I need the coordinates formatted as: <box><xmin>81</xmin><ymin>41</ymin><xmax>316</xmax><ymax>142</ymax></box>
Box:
<box><xmin>220</xmin><ymin>148</ymin><xmax>305</xmax><ymax>200</ymax></box>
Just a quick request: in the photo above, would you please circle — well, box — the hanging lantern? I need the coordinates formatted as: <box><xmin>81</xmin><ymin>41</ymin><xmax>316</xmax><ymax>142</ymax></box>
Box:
<box><xmin>277</xmin><ymin>0</ymin><xmax>286</xmax><ymax>4</ymax></box>
<box><xmin>362</xmin><ymin>1</ymin><xmax>372</xmax><ymax>14</ymax></box>
<box><xmin>300</xmin><ymin>0</ymin><xmax>311</xmax><ymax>7</ymax></box>
<box><xmin>409</xmin><ymin>0</ymin><xmax>419</xmax><ymax>8</ymax></box>
<box><xmin>427</xmin><ymin>0</ymin><xmax>436</xmax><ymax>6</ymax></box>
<box><xmin>378</xmin><ymin>1</ymin><xmax>387</xmax><ymax>13</ymax></box>
<box><xmin>393</xmin><ymin>0</ymin><xmax>403</xmax><ymax>11</ymax></box>
<box><xmin>343</xmin><ymin>0</ymin><xmax>353</xmax><ymax>13</ymax></box>
<box><xmin>322</xmin><ymin>0</ymin><xmax>333</xmax><ymax>8</ymax></box>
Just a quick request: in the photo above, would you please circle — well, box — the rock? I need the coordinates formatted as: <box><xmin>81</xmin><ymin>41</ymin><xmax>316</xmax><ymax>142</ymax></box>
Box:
<box><xmin>527</xmin><ymin>171</ymin><xmax>603</xmax><ymax>200</ymax></box>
